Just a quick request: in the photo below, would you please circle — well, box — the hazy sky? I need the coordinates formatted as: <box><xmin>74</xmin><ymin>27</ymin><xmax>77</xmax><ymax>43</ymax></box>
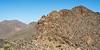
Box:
<box><xmin>0</xmin><ymin>0</ymin><xmax>100</xmax><ymax>23</ymax></box>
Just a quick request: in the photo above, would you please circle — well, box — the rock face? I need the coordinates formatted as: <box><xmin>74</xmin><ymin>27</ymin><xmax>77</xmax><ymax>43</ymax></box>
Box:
<box><xmin>11</xmin><ymin>6</ymin><xmax>100</xmax><ymax>50</ymax></box>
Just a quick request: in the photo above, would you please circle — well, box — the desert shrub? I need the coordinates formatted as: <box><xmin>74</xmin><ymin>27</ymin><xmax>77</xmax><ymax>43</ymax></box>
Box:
<box><xmin>4</xmin><ymin>41</ymin><xmax>12</xmax><ymax>50</ymax></box>
<box><xmin>4</xmin><ymin>46</ymin><xmax>11</xmax><ymax>50</ymax></box>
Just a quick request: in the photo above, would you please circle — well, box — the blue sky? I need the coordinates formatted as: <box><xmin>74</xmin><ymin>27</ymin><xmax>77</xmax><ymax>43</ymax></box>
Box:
<box><xmin>0</xmin><ymin>0</ymin><xmax>100</xmax><ymax>23</ymax></box>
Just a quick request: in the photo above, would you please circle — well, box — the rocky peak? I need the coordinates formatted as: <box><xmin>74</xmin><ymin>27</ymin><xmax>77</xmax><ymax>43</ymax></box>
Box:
<box><xmin>72</xmin><ymin>5</ymin><xmax>89</xmax><ymax>10</ymax></box>
<box><xmin>71</xmin><ymin>5</ymin><xmax>93</xmax><ymax>14</ymax></box>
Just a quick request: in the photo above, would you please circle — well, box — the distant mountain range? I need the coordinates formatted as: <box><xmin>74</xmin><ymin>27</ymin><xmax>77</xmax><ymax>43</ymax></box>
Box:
<box><xmin>7</xmin><ymin>22</ymin><xmax>37</xmax><ymax>40</ymax></box>
<box><xmin>0</xmin><ymin>20</ymin><xmax>36</xmax><ymax>40</ymax></box>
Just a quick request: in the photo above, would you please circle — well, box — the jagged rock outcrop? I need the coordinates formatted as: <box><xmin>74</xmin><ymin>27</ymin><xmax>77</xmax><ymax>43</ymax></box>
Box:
<box><xmin>11</xmin><ymin>6</ymin><xmax>100</xmax><ymax>50</ymax></box>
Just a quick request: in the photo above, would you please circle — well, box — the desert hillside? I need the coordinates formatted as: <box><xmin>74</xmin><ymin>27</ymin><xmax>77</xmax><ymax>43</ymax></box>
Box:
<box><xmin>9</xmin><ymin>6</ymin><xmax>100</xmax><ymax>50</ymax></box>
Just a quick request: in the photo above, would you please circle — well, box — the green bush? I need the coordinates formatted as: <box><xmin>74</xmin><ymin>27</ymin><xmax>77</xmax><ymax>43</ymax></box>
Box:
<box><xmin>4</xmin><ymin>46</ymin><xmax>11</xmax><ymax>50</ymax></box>
<box><xmin>4</xmin><ymin>41</ymin><xmax>12</xmax><ymax>50</ymax></box>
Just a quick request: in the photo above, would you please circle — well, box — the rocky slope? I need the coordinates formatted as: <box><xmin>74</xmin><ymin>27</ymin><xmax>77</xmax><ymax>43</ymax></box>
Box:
<box><xmin>11</xmin><ymin>6</ymin><xmax>100</xmax><ymax>50</ymax></box>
